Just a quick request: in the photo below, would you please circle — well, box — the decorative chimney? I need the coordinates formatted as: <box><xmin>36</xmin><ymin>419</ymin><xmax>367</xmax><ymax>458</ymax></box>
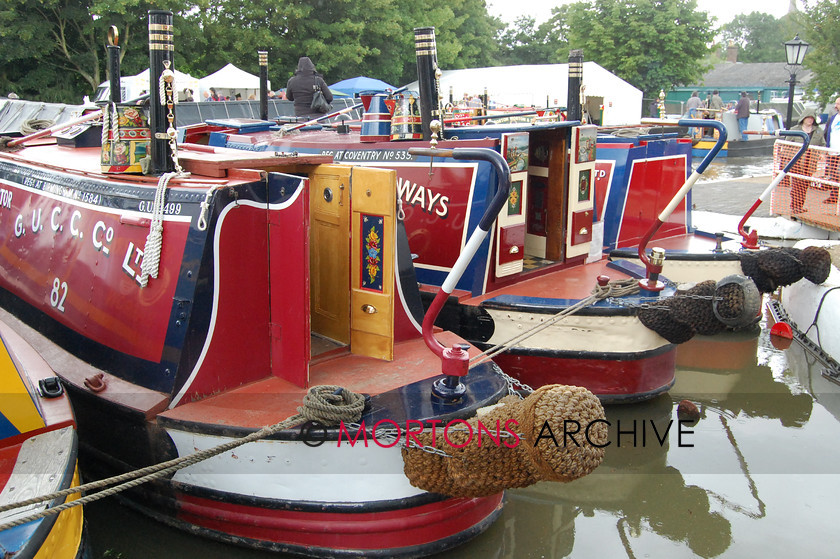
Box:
<box><xmin>726</xmin><ymin>41</ymin><xmax>739</xmax><ymax>63</ymax></box>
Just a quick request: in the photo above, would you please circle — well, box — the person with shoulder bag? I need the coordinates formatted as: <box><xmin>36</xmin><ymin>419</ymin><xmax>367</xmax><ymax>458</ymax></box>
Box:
<box><xmin>286</xmin><ymin>56</ymin><xmax>333</xmax><ymax>118</ymax></box>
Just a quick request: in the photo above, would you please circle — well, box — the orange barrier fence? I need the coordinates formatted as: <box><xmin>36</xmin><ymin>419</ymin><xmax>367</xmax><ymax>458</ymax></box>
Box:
<box><xmin>772</xmin><ymin>140</ymin><xmax>840</xmax><ymax>231</ymax></box>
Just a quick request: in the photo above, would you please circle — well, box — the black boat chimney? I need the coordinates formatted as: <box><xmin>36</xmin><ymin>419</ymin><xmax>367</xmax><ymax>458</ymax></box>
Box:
<box><xmin>148</xmin><ymin>10</ymin><xmax>175</xmax><ymax>174</ymax></box>
<box><xmin>259</xmin><ymin>50</ymin><xmax>268</xmax><ymax>121</ymax></box>
<box><xmin>567</xmin><ymin>49</ymin><xmax>583</xmax><ymax>122</ymax></box>
<box><xmin>107</xmin><ymin>26</ymin><xmax>121</xmax><ymax>103</ymax></box>
<box><xmin>414</xmin><ymin>27</ymin><xmax>442</xmax><ymax>141</ymax></box>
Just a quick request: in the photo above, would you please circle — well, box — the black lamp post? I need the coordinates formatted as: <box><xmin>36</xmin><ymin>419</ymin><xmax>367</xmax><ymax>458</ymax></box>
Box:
<box><xmin>784</xmin><ymin>34</ymin><xmax>809</xmax><ymax>129</ymax></box>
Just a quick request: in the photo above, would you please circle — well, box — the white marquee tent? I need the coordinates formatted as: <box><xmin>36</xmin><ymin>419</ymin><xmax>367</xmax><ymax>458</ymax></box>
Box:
<box><xmin>198</xmin><ymin>63</ymin><xmax>270</xmax><ymax>100</ymax></box>
<box><xmin>404</xmin><ymin>62</ymin><xmax>642</xmax><ymax>126</ymax></box>
<box><xmin>92</xmin><ymin>68</ymin><xmax>200</xmax><ymax>103</ymax></box>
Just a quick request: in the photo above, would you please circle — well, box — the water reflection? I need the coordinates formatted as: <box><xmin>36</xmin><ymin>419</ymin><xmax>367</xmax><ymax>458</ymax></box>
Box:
<box><xmin>491</xmin><ymin>397</ymin><xmax>733</xmax><ymax>559</ymax></box>
<box><xmin>86</xmin><ymin>318</ymin><xmax>840</xmax><ymax>558</ymax></box>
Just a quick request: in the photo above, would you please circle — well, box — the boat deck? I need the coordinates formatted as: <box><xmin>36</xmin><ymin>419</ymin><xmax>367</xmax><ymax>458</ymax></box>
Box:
<box><xmin>468</xmin><ymin>234</ymin><xmax>718</xmax><ymax>305</ymax></box>
<box><xmin>0</xmin><ymin>299</ymin><xmax>487</xmax><ymax>431</ymax></box>
<box><xmin>160</xmin><ymin>330</ymin><xmax>479</xmax><ymax>429</ymax></box>
<box><xmin>4</xmin><ymin>141</ymin><xmax>333</xmax><ymax>183</ymax></box>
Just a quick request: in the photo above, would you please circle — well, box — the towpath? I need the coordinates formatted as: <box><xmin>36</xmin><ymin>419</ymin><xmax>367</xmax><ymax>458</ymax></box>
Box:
<box><xmin>692</xmin><ymin>175</ymin><xmax>773</xmax><ymax>217</ymax></box>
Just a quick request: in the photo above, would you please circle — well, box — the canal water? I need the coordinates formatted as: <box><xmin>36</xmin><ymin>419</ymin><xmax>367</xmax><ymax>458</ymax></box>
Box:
<box><xmin>85</xmin><ymin>154</ymin><xmax>840</xmax><ymax>558</ymax></box>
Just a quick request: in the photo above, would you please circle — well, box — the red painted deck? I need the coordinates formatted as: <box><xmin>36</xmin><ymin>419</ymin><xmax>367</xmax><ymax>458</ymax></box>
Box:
<box><xmin>160</xmin><ymin>331</ymin><xmax>476</xmax><ymax>428</ymax></box>
<box><xmin>466</xmin><ymin>234</ymin><xmax>714</xmax><ymax>305</ymax></box>
<box><xmin>5</xmin><ymin>142</ymin><xmax>331</xmax><ymax>183</ymax></box>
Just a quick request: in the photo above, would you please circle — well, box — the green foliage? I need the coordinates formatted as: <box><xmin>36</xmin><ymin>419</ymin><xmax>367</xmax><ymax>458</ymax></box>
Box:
<box><xmin>719</xmin><ymin>12</ymin><xmax>786</xmax><ymax>63</ymax></box>
<box><xmin>0</xmin><ymin>0</ymin><xmax>198</xmax><ymax>102</ymax></box>
<box><xmin>801</xmin><ymin>0</ymin><xmax>840</xmax><ymax>106</ymax></box>
<box><xmin>542</xmin><ymin>0</ymin><xmax>715</xmax><ymax>98</ymax></box>
<box><xmin>497</xmin><ymin>16</ymin><xmax>560</xmax><ymax>66</ymax></box>
<box><xmin>0</xmin><ymin>0</ymin><xmax>716</xmax><ymax>105</ymax></box>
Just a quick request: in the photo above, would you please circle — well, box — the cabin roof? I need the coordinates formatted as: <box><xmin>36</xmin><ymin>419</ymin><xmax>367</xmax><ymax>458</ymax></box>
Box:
<box><xmin>692</xmin><ymin>62</ymin><xmax>813</xmax><ymax>89</ymax></box>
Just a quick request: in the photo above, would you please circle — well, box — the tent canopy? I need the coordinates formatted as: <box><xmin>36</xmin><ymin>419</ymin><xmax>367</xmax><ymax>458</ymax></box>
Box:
<box><xmin>199</xmin><ymin>63</ymin><xmax>270</xmax><ymax>98</ymax></box>
<box><xmin>402</xmin><ymin>62</ymin><xmax>643</xmax><ymax>126</ymax></box>
<box><xmin>329</xmin><ymin>76</ymin><xmax>396</xmax><ymax>96</ymax></box>
<box><xmin>93</xmin><ymin>68</ymin><xmax>201</xmax><ymax>102</ymax></box>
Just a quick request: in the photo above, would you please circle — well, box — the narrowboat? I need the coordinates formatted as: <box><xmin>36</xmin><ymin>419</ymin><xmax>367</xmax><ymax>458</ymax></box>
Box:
<box><xmin>0</xmin><ymin>12</ymin><xmax>610</xmax><ymax>556</ymax></box>
<box><xmin>773</xmin><ymin>240</ymin><xmax>840</xmax><ymax>377</ymax></box>
<box><xmin>186</xmin><ymin>32</ymin><xmax>765</xmax><ymax>403</ymax></box>
<box><xmin>688</xmin><ymin>110</ymin><xmax>782</xmax><ymax>158</ymax></box>
<box><xmin>0</xmin><ymin>313</ymin><xmax>87</xmax><ymax>558</ymax></box>
<box><xmin>609</xmin><ymin>133</ymin><xmax>836</xmax><ymax>296</ymax></box>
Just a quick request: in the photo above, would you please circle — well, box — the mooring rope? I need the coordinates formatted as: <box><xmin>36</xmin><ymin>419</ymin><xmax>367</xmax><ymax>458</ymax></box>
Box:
<box><xmin>137</xmin><ymin>171</ymin><xmax>175</xmax><ymax>287</ymax></box>
<box><xmin>0</xmin><ymin>385</ymin><xmax>365</xmax><ymax>530</ymax></box>
<box><xmin>19</xmin><ymin>119</ymin><xmax>54</xmax><ymax>135</ymax></box>
<box><xmin>469</xmin><ymin>278</ymin><xmax>640</xmax><ymax>368</ymax></box>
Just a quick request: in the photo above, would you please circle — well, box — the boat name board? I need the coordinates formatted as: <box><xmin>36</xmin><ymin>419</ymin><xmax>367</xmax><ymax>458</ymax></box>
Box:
<box><xmin>320</xmin><ymin>148</ymin><xmax>416</xmax><ymax>162</ymax></box>
<box><xmin>22</xmin><ymin>175</ymin><xmax>102</xmax><ymax>206</ymax></box>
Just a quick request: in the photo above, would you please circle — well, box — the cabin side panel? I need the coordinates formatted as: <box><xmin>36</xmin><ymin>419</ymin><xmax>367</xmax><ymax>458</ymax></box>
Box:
<box><xmin>171</xmin><ymin>190</ymin><xmax>273</xmax><ymax>404</ymax></box>
<box><xmin>0</xmin><ymin>165</ymin><xmax>190</xmax><ymax>366</ymax></box>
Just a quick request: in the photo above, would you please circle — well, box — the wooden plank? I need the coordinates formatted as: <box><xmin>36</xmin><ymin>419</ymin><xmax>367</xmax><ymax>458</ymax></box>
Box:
<box><xmin>178</xmin><ymin>150</ymin><xmax>333</xmax><ymax>178</ymax></box>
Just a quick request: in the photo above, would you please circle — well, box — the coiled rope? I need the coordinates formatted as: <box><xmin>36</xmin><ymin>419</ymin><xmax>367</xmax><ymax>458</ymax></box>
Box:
<box><xmin>19</xmin><ymin>119</ymin><xmax>54</xmax><ymax>135</ymax></box>
<box><xmin>137</xmin><ymin>171</ymin><xmax>176</xmax><ymax>287</ymax></box>
<box><xmin>0</xmin><ymin>385</ymin><xmax>365</xmax><ymax>530</ymax></box>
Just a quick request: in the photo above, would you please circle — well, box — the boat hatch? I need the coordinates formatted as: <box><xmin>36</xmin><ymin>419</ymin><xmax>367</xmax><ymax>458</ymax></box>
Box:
<box><xmin>306</xmin><ymin>165</ymin><xmax>396</xmax><ymax>363</ymax></box>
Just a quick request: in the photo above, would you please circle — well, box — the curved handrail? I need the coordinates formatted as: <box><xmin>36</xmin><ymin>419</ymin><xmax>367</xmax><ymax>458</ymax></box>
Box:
<box><xmin>407</xmin><ymin>147</ymin><xmax>511</xmax><ymax>360</ymax></box>
<box><xmin>636</xmin><ymin>119</ymin><xmax>726</xmax><ymax>289</ymax></box>
<box><xmin>737</xmin><ymin>129</ymin><xmax>809</xmax><ymax>247</ymax></box>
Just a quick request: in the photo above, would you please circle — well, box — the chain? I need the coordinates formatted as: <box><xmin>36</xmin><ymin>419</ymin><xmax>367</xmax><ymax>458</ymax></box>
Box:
<box><xmin>160</xmin><ymin>60</ymin><xmax>186</xmax><ymax>175</ymax></box>
<box><xmin>607</xmin><ymin>292</ymin><xmax>721</xmax><ymax>310</ymax></box>
<box><xmin>497</xmin><ymin>368</ymin><xmax>534</xmax><ymax>396</ymax></box>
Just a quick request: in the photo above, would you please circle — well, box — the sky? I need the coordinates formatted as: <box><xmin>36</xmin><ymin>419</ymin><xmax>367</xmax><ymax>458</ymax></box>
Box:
<box><xmin>486</xmin><ymin>0</ymin><xmax>794</xmax><ymax>27</ymax></box>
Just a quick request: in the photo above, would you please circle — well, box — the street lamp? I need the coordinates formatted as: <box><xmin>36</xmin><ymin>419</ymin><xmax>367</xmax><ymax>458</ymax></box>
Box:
<box><xmin>784</xmin><ymin>34</ymin><xmax>809</xmax><ymax>129</ymax></box>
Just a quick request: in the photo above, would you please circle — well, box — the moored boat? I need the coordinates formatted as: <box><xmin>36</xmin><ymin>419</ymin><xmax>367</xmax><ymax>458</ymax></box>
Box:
<box><xmin>183</xmin><ymin>32</ymin><xmax>764</xmax><ymax>404</ymax></box>
<box><xmin>0</xmin><ymin>315</ymin><xmax>87</xmax><ymax>558</ymax></box>
<box><xmin>609</xmin><ymin>131</ymin><xmax>836</xmax><ymax>296</ymax></box>
<box><xmin>0</xmin><ymin>12</ymin><xmax>611</xmax><ymax>556</ymax></box>
<box><xmin>688</xmin><ymin>110</ymin><xmax>783</xmax><ymax>158</ymax></box>
<box><xmin>774</xmin><ymin>239</ymin><xmax>840</xmax><ymax>374</ymax></box>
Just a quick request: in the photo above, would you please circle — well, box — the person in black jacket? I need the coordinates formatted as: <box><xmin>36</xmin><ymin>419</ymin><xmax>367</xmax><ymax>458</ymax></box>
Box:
<box><xmin>286</xmin><ymin>57</ymin><xmax>333</xmax><ymax>118</ymax></box>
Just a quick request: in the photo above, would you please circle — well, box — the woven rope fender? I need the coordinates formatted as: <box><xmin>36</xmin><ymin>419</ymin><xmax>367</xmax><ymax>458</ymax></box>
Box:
<box><xmin>401</xmin><ymin>384</ymin><xmax>607</xmax><ymax>498</ymax></box>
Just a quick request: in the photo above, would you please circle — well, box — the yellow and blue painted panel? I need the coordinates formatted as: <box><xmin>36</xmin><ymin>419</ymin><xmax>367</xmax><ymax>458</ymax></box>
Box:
<box><xmin>0</xmin><ymin>336</ymin><xmax>44</xmax><ymax>439</ymax></box>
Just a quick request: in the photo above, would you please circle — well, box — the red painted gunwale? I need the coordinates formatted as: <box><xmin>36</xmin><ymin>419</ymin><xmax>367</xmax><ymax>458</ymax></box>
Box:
<box><xmin>175</xmin><ymin>491</ymin><xmax>504</xmax><ymax>552</ymax></box>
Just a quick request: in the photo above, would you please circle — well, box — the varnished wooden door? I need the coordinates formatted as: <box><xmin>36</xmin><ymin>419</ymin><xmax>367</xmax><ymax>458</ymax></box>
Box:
<box><xmin>310</xmin><ymin>166</ymin><xmax>351</xmax><ymax>344</ymax></box>
<box><xmin>350</xmin><ymin>167</ymin><xmax>396</xmax><ymax>361</ymax></box>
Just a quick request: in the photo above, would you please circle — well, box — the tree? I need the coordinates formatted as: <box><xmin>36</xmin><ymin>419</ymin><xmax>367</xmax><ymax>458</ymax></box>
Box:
<box><xmin>0</xmin><ymin>0</ymin><xmax>200</xmax><ymax>102</ymax></box>
<box><xmin>181</xmin><ymin>0</ymin><xmax>502</xmax><ymax>89</ymax></box>
<box><xmin>801</xmin><ymin>0</ymin><xmax>840</xmax><ymax>106</ymax></box>
<box><xmin>719</xmin><ymin>12</ymin><xmax>786</xmax><ymax>63</ymax></box>
<box><xmin>541</xmin><ymin>0</ymin><xmax>715</xmax><ymax>98</ymax></box>
<box><xmin>497</xmin><ymin>16</ymin><xmax>560</xmax><ymax>66</ymax></box>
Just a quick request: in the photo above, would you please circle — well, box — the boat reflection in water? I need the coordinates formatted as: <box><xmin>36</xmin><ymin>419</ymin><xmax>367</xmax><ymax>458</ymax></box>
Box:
<box><xmin>85</xmin><ymin>315</ymin><xmax>840</xmax><ymax>557</ymax></box>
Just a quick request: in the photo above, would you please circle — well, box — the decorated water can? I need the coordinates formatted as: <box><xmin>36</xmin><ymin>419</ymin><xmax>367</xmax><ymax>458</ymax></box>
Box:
<box><xmin>100</xmin><ymin>103</ymin><xmax>151</xmax><ymax>173</ymax></box>
<box><xmin>391</xmin><ymin>94</ymin><xmax>423</xmax><ymax>141</ymax></box>
<box><xmin>360</xmin><ymin>94</ymin><xmax>392</xmax><ymax>143</ymax></box>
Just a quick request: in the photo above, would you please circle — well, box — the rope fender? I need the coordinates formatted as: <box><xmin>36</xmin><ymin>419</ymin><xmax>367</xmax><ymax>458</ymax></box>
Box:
<box><xmin>402</xmin><ymin>384</ymin><xmax>607</xmax><ymax>498</ymax></box>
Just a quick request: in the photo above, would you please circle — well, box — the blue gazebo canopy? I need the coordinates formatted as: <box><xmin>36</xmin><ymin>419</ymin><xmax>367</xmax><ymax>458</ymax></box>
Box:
<box><xmin>329</xmin><ymin>76</ymin><xmax>396</xmax><ymax>96</ymax></box>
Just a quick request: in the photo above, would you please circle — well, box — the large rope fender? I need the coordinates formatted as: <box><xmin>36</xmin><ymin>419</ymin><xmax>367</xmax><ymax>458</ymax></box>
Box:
<box><xmin>401</xmin><ymin>384</ymin><xmax>607</xmax><ymax>498</ymax></box>
<box><xmin>638</xmin><ymin>274</ymin><xmax>761</xmax><ymax>343</ymax></box>
<box><xmin>740</xmin><ymin>246</ymin><xmax>832</xmax><ymax>293</ymax></box>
